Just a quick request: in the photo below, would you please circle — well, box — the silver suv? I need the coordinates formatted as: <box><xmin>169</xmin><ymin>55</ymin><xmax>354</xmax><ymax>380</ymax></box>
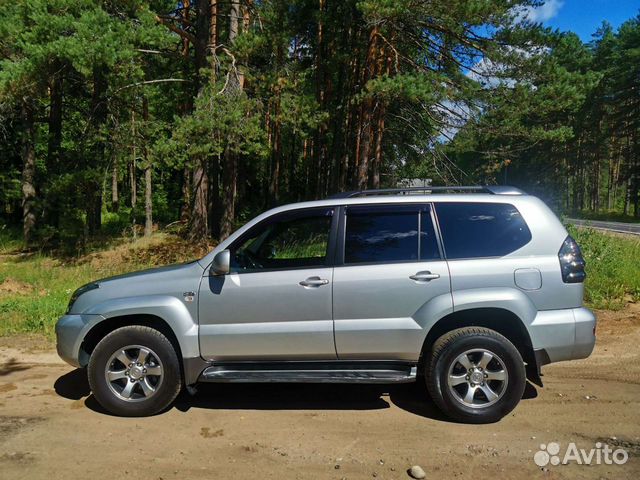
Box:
<box><xmin>55</xmin><ymin>186</ymin><xmax>595</xmax><ymax>422</ymax></box>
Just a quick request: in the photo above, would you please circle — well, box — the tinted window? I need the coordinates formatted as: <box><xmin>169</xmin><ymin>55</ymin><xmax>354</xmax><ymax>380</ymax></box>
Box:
<box><xmin>230</xmin><ymin>209</ymin><xmax>333</xmax><ymax>272</ymax></box>
<box><xmin>344</xmin><ymin>205</ymin><xmax>441</xmax><ymax>264</ymax></box>
<box><xmin>435</xmin><ymin>202</ymin><xmax>531</xmax><ymax>259</ymax></box>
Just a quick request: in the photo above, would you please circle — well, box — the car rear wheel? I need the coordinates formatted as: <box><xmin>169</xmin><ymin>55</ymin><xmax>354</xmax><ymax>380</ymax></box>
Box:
<box><xmin>88</xmin><ymin>326</ymin><xmax>182</xmax><ymax>417</ymax></box>
<box><xmin>425</xmin><ymin>327</ymin><xmax>526</xmax><ymax>423</ymax></box>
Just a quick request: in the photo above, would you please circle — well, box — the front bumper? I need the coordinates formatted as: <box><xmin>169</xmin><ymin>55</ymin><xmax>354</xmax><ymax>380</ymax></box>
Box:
<box><xmin>55</xmin><ymin>314</ymin><xmax>104</xmax><ymax>367</ymax></box>
<box><xmin>529</xmin><ymin>307</ymin><xmax>596</xmax><ymax>364</ymax></box>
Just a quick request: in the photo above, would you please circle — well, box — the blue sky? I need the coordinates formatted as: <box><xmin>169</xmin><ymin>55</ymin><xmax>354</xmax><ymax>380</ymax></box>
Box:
<box><xmin>526</xmin><ymin>0</ymin><xmax>639</xmax><ymax>41</ymax></box>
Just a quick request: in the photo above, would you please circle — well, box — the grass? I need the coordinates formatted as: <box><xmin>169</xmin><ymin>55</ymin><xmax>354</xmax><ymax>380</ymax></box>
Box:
<box><xmin>568</xmin><ymin>225</ymin><xmax>640</xmax><ymax>310</ymax></box>
<box><xmin>0</xmin><ymin>225</ymin><xmax>24</xmax><ymax>255</ymax></box>
<box><xmin>0</xmin><ymin>233</ymin><xmax>209</xmax><ymax>337</ymax></box>
<box><xmin>0</xmin><ymin>226</ymin><xmax>638</xmax><ymax>337</ymax></box>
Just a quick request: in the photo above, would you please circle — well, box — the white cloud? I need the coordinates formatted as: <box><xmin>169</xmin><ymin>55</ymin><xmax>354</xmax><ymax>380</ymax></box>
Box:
<box><xmin>515</xmin><ymin>0</ymin><xmax>564</xmax><ymax>23</ymax></box>
<box><xmin>466</xmin><ymin>44</ymin><xmax>549</xmax><ymax>88</ymax></box>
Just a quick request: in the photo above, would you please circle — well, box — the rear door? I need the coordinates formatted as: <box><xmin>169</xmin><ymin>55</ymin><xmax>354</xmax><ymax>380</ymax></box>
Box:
<box><xmin>332</xmin><ymin>204</ymin><xmax>452</xmax><ymax>361</ymax></box>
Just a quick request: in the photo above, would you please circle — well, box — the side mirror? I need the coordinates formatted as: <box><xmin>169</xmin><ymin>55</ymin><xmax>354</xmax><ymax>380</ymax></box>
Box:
<box><xmin>211</xmin><ymin>249</ymin><xmax>230</xmax><ymax>275</ymax></box>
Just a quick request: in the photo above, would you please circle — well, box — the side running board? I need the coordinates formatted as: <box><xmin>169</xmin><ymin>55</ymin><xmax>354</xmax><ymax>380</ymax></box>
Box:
<box><xmin>199</xmin><ymin>361</ymin><xmax>417</xmax><ymax>384</ymax></box>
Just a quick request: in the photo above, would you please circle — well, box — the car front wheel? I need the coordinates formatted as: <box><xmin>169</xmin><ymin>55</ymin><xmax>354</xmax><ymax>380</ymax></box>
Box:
<box><xmin>88</xmin><ymin>326</ymin><xmax>182</xmax><ymax>417</ymax></box>
<box><xmin>425</xmin><ymin>327</ymin><xmax>526</xmax><ymax>423</ymax></box>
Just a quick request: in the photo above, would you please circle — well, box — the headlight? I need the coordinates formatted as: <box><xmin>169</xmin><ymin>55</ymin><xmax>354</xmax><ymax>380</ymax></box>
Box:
<box><xmin>67</xmin><ymin>283</ymin><xmax>99</xmax><ymax>313</ymax></box>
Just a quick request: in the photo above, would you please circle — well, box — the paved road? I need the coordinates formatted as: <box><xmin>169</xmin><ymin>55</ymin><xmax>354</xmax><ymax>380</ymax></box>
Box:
<box><xmin>566</xmin><ymin>218</ymin><xmax>640</xmax><ymax>236</ymax></box>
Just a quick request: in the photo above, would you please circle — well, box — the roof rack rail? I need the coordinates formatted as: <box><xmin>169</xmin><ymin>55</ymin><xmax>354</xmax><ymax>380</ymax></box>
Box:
<box><xmin>327</xmin><ymin>185</ymin><xmax>525</xmax><ymax>199</ymax></box>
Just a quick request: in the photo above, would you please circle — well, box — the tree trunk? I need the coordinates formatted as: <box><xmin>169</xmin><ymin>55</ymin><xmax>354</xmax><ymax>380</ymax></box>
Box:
<box><xmin>47</xmin><ymin>65</ymin><xmax>63</xmax><ymax>170</ymax></box>
<box><xmin>180</xmin><ymin>167</ymin><xmax>191</xmax><ymax>222</ymax></box>
<box><xmin>43</xmin><ymin>64</ymin><xmax>64</xmax><ymax>230</ymax></box>
<box><xmin>21</xmin><ymin>101</ymin><xmax>36</xmax><ymax>245</ymax></box>
<box><xmin>190</xmin><ymin>164</ymin><xmax>209</xmax><ymax>241</ymax></box>
<box><xmin>353</xmin><ymin>26</ymin><xmax>380</xmax><ymax>190</ymax></box>
<box><xmin>208</xmin><ymin>1</ymin><xmax>218</xmax><ymax>54</ymax></box>
<box><xmin>187</xmin><ymin>0</ymin><xmax>212</xmax><ymax>242</ymax></box>
<box><xmin>144</xmin><ymin>166</ymin><xmax>153</xmax><ymax>237</ymax></box>
<box><xmin>209</xmin><ymin>154</ymin><xmax>221</xmax><ymax>238</ymax></box>
<box><xmin>130</xmin><ymin>109</ymin><xmax>137</xmax><ymax>209</ymax></box>
<box><xmin>623</xmin><ymin>177</ymin><xmax>631</xmax><ymax>216</ymax></box>
<box><xmin>229</xmin><ymin>1</ymin><xmax>239</xmax><ymax>46</ymax></box>
<box><xmin>220</xmin><ymin>148</ymin><xmax>237</xmax><ymax>239</ymax></box>
<box><xmin>268</xmin><ymin>96</ymin><xmax>281</xmax><ymax>206</ymax></box>
<box><xmin>371</xmin><ymin>104</ymin><xmax>385</xmax><ymax>189</ymax></box>
<box><xmin>142</xmin><ymin>97</ymin><xmax>153</xmax><ymax>237</ymax></box>
<box><xmin>111</xmin><ymin>155</ymin><xmax>119</xmax><ymax>211</ymax></box>
<box><xmin>178</xmin><ymin>0</ymin><xmax>193</xmax><ymax>224</ymax></box>
<box><xmin>218</xmin><ymin>0</ymin><xmax>241</xmax><ymax>239</ymax></box>
<box><xmin>208</xmin><ymin>0</ymin><xmax>218</xmax><ymax>83</ymax></box>
<box><xmin>208</xmin><ymin>0</ymin><xmax>222</xmax><ymax>238</ymax></box>
<box><xmin>87</xmin><ymin>64</ymin><xmax>108</xmax><ymax>235</ymax></box>
<box><xmin>313</xmin><ymin>0</ymin><xmax>327</xmax><ymax>199</ymax></box>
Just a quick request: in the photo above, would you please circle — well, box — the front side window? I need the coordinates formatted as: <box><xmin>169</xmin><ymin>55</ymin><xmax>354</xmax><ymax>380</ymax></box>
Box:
<box><xmin>230</xmin><ymin>209</ymin><xmax>333</xmax><ymax>273</ymax></box>
<box><xmin>344</xmin><ymin>205</ymin><xmax>441</xmax><ymax>264</ymax></box>
<box><xmin>435</xmin><ymin>202</ymin><xmax>531</xmax><ymax>259</ymax></box>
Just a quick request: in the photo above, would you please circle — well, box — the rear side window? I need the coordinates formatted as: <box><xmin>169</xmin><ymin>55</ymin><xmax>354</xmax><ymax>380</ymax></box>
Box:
<box><xmin>435</xmin><ymin>202</ymin><xmax>531</xmax><ymax>259</ymax></box>
<box><xmin>344</xmin><ymin>205</ymin><xmax>441</xmax><ymax>264</ymax></box>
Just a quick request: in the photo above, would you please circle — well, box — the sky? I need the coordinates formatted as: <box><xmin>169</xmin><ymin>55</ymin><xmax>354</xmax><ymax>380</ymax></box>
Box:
<box><xmin>524</xmin><ymin>0</ymin><xmax>639</xmax><ymax>41</ymax></box>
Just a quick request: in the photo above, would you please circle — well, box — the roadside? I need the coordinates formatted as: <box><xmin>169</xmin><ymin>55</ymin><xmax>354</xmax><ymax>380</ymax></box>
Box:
<box><xmin>1</xmin><ymin>306</ymin><xmax>639</xmax><ymax>479</ymax></box>
<box><xmin>566</xmin><ymin>218</ymin><xmax>640</xmax><ymax>236</ymax></box>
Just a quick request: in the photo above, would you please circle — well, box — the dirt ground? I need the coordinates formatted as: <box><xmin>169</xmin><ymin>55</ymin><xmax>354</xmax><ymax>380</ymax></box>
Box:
<box><xmin>1</xmin><ymin>307</ymin><xmax>639</xmax><ymax>480</ymax></box>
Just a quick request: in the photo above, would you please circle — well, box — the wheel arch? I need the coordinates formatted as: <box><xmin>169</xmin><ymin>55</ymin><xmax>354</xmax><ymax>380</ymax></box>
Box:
<box><xmin>78</xmin><ymin>295</ymin><xmax>200</xmax><ymax>365</ymax></box>
<box><xmin>80</xmin><ymin>314</ymin><xmax>184</xmax><ymax>363</ymax></box>
<box><xmin>420</xmin><ymin>307</ymin><xmax>541</xmax><ymax>386</ymax></box>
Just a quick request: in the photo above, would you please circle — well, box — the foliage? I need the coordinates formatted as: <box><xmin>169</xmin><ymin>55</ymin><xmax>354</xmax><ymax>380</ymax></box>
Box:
<box><xmin>567</xmin><ymin>225</ymin><xmax>640</xmax><ymax>310</ymax></box>
<box><xmin>0</xmin><ymin>1</ymin><xmax>638</xmax><ymax>251</ymax></box>
<box><xmin>447</xmin><ymin>17</ymin><xmax>640</xmax><ymax>215</ymax></box>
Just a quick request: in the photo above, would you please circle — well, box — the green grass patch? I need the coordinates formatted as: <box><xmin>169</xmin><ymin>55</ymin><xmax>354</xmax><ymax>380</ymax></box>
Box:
<box><xmin>0</xmin><ymin>234</ymin><xmax>205</xmax><ymax>337</ymax></box>
<box><xmin>0</xmin><ymin>255</ymin><xmax>140</xmax><ymax>337</ymax></box>
<box><xmin>0</xmin><ymin>225</ymin><xmax>24</xmax><ymax>254</ymax></box>
<box><xmin>568</xmin><ymin>226</ymin><xmax>640</xmax><ymax>310</ymax></box>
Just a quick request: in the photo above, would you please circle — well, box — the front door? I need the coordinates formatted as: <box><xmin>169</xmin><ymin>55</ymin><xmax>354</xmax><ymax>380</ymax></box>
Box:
<box><xmin>198</xmin><ymin>207</ymin><xmax>337</xmax><ymax>361</ymax></box>
<box><xmin>332</xmin><ymin>204</ymin><xmax>452</xmax><ymax>361</ymax></box>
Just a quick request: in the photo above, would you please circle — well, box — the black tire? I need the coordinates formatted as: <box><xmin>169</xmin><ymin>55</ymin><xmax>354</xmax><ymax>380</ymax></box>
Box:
<box><xmin>425</xmin><ymin>327</ymin><xmax>526</xmax><ymax>424</ymax></box>
<box><xmin>88</xmin><ymin>326</ymin><xmax>182</xmax><ymax>417</ymax></box>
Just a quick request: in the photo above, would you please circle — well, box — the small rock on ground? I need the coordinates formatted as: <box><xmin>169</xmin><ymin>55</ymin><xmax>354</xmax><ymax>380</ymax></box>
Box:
<box><xmin>408</xmin><ymin>465</ymin><xmax>426</xmax><ymax>479</ymax></box>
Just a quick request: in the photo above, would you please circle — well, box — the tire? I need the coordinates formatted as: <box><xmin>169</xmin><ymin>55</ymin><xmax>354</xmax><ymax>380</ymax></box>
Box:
<box><xmin>425</xmin><ymin>327</ymin><xmax>526</xmax><ymax>424</ymax></box>
<box><xmin>88</xmin><ymin>326</ymin><xmax>182</xmax><ymax>417</ymax></box>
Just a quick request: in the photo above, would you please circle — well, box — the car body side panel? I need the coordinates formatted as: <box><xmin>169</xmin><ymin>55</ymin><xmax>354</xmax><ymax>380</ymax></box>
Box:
<box><xmin>333</xmin><ymin>262</ymin><xmax>452</xmax><ymax>361</ymax></box>
<box><xmin>450</xmin><ymin>287</ymin><xmax>595</xmax><ymax>363</ymax></box>
<box><xmin>198</xmin><ymin>268</ymin><xmax>336</xmax><ymax>361</ymax></box>
<box><xmin>84</xmin><ymin>295</ymin><xmax>200</xmax><ymax>358</ymax></box>
<box><xmin>447</xmin><ymin>257</ymin><xmax>583</xmax><ymax>311</ymax></box>
<box><xmin>451</xmin><ymin>287</ymin><xmax>538</xmax><ymax>325</ymax></box>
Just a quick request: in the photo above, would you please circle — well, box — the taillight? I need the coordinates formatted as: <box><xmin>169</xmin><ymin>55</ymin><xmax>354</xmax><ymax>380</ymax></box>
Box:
<box><xmin>558</xmin><ymin>236</ymin><xmax>586</xmax><ymax>283</ymax></box>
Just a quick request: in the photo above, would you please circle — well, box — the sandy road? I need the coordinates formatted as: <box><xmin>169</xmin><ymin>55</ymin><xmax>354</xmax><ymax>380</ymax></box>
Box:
<box><xmin>1</xmin><ymin>307</ymin><xmax>639</xmax><ymax>480</ymax></box>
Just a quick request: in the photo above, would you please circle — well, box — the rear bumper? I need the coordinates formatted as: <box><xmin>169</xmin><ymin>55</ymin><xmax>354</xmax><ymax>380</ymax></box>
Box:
<box><xmin>529</xmin><ymin>307</ymin><xmax>596</xmax><ymax>364</ymax></box>
<box><xmin>55</xmin><ymin>314</ymin><xmax>104</xmax><ymax>367</ymax></box>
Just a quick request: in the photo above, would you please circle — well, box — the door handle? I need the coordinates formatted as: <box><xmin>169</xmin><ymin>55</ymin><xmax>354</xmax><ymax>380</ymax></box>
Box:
<box><xmin>409</xmin><ymin>271</ymin><xmax>440</xmax><ymax>282</ymax></box>
<box><xmin>299</xmin><ymin>276</ymin><xmax>330</xmax><ymax>288</ymax></box>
